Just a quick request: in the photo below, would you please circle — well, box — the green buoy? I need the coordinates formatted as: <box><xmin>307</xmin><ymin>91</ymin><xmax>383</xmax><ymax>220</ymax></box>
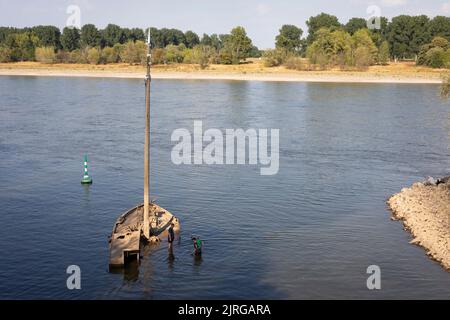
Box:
<box><xmin>81</xmin><ymin>155</ymin><xmax>93</xmax><ymax>184</ymax></box>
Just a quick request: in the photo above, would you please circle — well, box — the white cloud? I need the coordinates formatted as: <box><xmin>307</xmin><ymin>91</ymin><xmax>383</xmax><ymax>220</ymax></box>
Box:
<box><xmin>257</xmin><ymin>3</ymin><xmax>271</xmax><ymax>16</ymax></box>
<box><xmin>442</xmin><ymin>2</ymin><xmax>450</xmax><ymax>14</ymax></box>
<box><xmin>380</xmin><ymin>0</ymin><xmax>408</xmax><ymax>7</ymax></box>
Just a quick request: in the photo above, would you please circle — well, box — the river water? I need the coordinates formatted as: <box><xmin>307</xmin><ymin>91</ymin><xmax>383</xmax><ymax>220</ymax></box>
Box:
<box><xmin>0</xmin><ymin>76</ymin><xmax>449</xmax><ymax>299</ymax></box>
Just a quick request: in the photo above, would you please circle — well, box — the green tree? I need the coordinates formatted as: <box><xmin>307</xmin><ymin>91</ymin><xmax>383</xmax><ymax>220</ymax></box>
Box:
<box><xmin>149</xmin><ymin>28</ymin><xmax>164</xmax><ymax>48</ymax></box>
<box><xmin>184</xmin><ymin>30</ymin><xmax>200</xmax><ymax>48</ymax></box>
<box><xmin>306</xmin><ymin>13</ymin><xmax>341</xmax><ymax>45</ymax></box>
<box><xmin>0</xmin><ymin>27</ymin><xmax>21</xmax><ymax>45</ymax></box>
<box><xmin>6</xmin><ymin>32</ymin><xmax>39</xmax><ymax>61</ymax></box>
<box><xmin>0</xmin><ymin>45</ymin><xmax>12</xmax><ymax>62</ymax></box>
<box><xmin>345</xmin><ymin>18</ymin><xmax>367</xmax><ymax>35</ymax></box>
<box><xmin>275</xmin><ymin>24</ymin><xmax>303</xmax><ymax>53</ymax></box>
<box><xmin>200</xmin><ymin>33</ymin><xmax>212</xmax><ymax>46</ymax></box>
<box><xmin>102</xmin><ymin>24</ymin><xmax>125</xmax><ymax>47</ymax></box>
<box><xmin>410</xmin><ymin>15</ymin><xmax>432</xmax><ymax>56</ymax></box>
<box><xmin>388</xmin><ymin>15</ymin><xmax>431</xmax><ymax>59</ymax></box>
<box><xmin>369</xmin><ymin>17</ymin><xmax>389</xmax><ymax>48</ymax></box>
<box><xmin>430</xmin><ymin>16</ymin><xmax>450</xmax><ymax>41</ymax></box>
<box><xmin>306</xmin><ymin>28</ymin><xmax>352</xmax><ymax>67</ymax></box>
<box><xmin>352</xmin><ymin>29</ymin><xmax>378</xmax><ymax>63</ymax></box>
<box><xmin>61</xmin><ymin>27</ymin><xmax>80</xmax><ymax>51</ymax></box>
<box><xmin>378</xmin><ymin>41</ymin><xmax>390</xmax><ymax>65</ymax></box>
<box><xmin>159</xmin><ymin>28</ymin><xmax>185</xmax><ymax>46</ymax></box>
<box><xmin>249</xmin><ymin>45</ymin><xmax>261</xmax><ymax>58</ymax></box>
<box><xmin>210</xmin><ymin>34</ymin><xmax>222</xmax><ymax>50</ymax></box>
<box><xmin>128</xmin><ymin>28</ymin><xmax>145</xmax><ymax>42</ymax></box>
<box><xmin>31</xmin><ymin>25</ymin><xmax>61</xmax><ymax>49</ymax></box>
<box><xmin>81</xmin><ymin>24</ymin><xmax>101</xmax><ymax>48</ymax></box>
<box><xmin>122</xmin><ymin>28</ymin><xmax>145</xmax><ymax>43</ymax></box>
<box><xmin>227</xmin><ymin>26</ymin><xmax>253</xmax><ymax>64</ymax></box>
<box><xmin>418</xmin><ymin>37</ymin><xmax>450</xmax><ymax>68</ymax></box>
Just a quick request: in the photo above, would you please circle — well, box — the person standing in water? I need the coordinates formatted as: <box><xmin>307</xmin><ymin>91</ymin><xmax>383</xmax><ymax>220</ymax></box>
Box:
<box><xmin>192</xmin><ymin>236</ymin><xmax>202</xmax><ymax>256</ymax></box>
<box><xmin>168</xmin><ymin>223</ymin><xmax>175</xmax><ymax>251</ymax></box>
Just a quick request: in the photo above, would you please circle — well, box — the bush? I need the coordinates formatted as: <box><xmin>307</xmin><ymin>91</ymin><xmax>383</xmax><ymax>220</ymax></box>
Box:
<box><xmin>425</xmin><ymin>47</ymin><xmax>445</xmax><ymax>68</ymax></box>
<box><xmin>445</xmin><ymin>49</ymin><xmax>450</xmax><ymax>68</ymax></box>
<box><xmin>56</xmin><ymin>50</ymin><xmax>70</xmax><ymax>63</ymax></box>
<box><xmin>113</xmin><ymin>43</ymin><xmax>125</xmax><ymax>63</ymax></box>
<box><xmin>87</xmin><ymin>47</ymin><xmax>100</xmax><ymax>65</ymax></box>
<box><xmin>284</xmin><ymin>56</ymin><xmax>313</xmax><ymax>71</ymax></box>
<box><xmin>151</xmin><ymin>48</ymin><xmax>166</xmax><ymax>64</ymax></box>
<box><xmin>121</xmin><ymin>41</ymin><xmax>138</xmax><ymax>64</ymax></box>
<box><xmin>183</xmin><ymin>45</ymin><xmax>214</xmax><ymax>69</ymax></box>
<box><xmin>121</xmin><ymin>41</ymin><xmax>147</xmax><ymax>65</ymax></box>
<box><xmin>70</xmin><ymin>48</ymin><xmax>88</xmax><ymax>64</ymax></box>
<box><xmin>378</xmin><ymin>41</ymin><xmax>390</xmax><ymax>65</ymax></box>
<box><xmin>102</xmin><ymin>46</ymin><xmax>118</xmax><ymax>64</ymax></box>
<box><xmin>35</xmin><ymin>46</ymin><xmax>56</xmax><ymax>64</ymax></box>
<box><xmin>418</xmin><ymin>37</ymin><xmax>450</xmax><ymax>67</ymax></box>
<box><xmin>307</xmin><ymin>46</ymin><xmax>329</xmax><ymax>70</ymax></box>
<box><xmin>218</xmin><ymin>47</ymin><xmax>233</xmax><ymax>65</ymax></box>
<box><xmin>0</xmin><ymin>46</ymin><xmax>12</xmax><ymax>62</ymax></box>
<box><xmin>417</xmin><ymin>43</ymin><xmax>432</xmax><ymax>65</ymax></box>
<box><xmin>165</xmin><ymin>44</ymin><xmax>185</xmax><ymax>63</ymax></box>
<box><xmin>135</xmin><ymin>41</ymin><xmax>147</xmax><ymax>65</ymax></box>
<box><xmin>263</xmin><ymin>49</ymin><xmax>288</xmax><ymax>67</ymax></box>
<box><xmin>354</xmin><ymin>46</ymin><xmax>372</xmax><ymax>69</ymax></box>
<box><xmin>431</xmin><ymin>37</ymin><xmax>449</xmax><ymax>50</ymax></box>
<box><xmin>68</xmin><ymin>50</ymin><xmax>80</xmax><ymax>63</ymax></box>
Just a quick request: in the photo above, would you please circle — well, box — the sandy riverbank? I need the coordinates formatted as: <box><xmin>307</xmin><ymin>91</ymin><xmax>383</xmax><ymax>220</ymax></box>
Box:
<box><xmin>388</xmin><ymin>178</ymin><xmax>450</xmax><ymax>271</ymax></box>
<box><xmin>0</xmin><ymin>61</ymin><xmax>447</xmax><ymax>83</ymax></box>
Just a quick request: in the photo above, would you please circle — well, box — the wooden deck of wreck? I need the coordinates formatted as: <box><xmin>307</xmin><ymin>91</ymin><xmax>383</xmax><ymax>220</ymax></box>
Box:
<box><xmin>109</xmin><ymin>203</ymin><xmax>179</xmax><ymax>267</ymax></box>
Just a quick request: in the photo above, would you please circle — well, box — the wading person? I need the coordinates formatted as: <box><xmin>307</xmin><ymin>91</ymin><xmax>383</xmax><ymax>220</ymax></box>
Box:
<box><xmin>168</xmin><ymin>223</ymin><xmax>175</xmax><ymax>251</ymax></box>
<box><xmin>191</xmin><ymin>236</ymin><xmax>202</xmax><ymax>256</ymax></box>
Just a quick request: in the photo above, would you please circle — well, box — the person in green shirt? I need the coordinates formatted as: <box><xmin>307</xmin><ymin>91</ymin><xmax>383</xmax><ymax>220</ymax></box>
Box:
<box><xmin>191</xmin><ymin>236</ymin><xmax>202</xmax><ymax>256</ymax></box>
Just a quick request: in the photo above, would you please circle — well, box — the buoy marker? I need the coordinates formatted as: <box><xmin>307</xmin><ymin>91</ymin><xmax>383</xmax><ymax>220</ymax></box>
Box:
<box><xmin>81</xmin><ymin>154</ymin><xmax>93</xmax><ymax>184</ymax></box>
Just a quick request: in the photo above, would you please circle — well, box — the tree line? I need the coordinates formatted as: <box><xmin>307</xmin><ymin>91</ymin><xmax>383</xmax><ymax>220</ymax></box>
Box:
<box><xmin>0</xmin><ymin>24</ymin><xmax>259</xmax><ymax>67</ymax></box>
<box><xmin>265</xmin><ymin>13</ymin><xmax>450</xmax><ymax>70</ymax></box>
<box><xmin>0</xmin><ymin>12</ymin><xmax>449</xmax><ymax>69</ymax></box>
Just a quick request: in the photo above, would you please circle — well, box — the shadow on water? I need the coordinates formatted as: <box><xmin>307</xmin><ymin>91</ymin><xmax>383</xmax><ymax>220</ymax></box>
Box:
<box><xmin>109</xmin><ymin>260</ymin><xmax>140</xmax><ymax>283</ymax></box>
<box><xmin>82</xmin><ymin>184</ymin><xmax>91</xmax><ymax>201</ymax></box>
<box><xmin>193</xmin><ymin>254</ymin><xmax>203</xmax><ymax>268</ymax></box>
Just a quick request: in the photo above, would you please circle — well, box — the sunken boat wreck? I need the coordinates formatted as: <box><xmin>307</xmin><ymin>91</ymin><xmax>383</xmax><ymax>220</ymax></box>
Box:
<box><xmin>109</xmin><ymin>30</ymin><xmax>180</xmax><ymax>268</ymax></box>
<box><xmin>109</xmin><ymin>203</ymin><xmax>180</xmax><ymax>266</ymax></box>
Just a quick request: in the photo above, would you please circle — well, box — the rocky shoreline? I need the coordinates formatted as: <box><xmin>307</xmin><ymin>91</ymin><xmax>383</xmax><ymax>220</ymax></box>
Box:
<box><xmin>388</xmin><ymin>177</ymin><xmax>450</xmax><ymax>271</ymax></box>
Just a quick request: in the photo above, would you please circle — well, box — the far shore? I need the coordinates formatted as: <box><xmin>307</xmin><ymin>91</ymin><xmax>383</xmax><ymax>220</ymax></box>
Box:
<box><xmin>0</xmin><ymin>61</ymin><xmax>447</xmax><ymax>83</ymax></box>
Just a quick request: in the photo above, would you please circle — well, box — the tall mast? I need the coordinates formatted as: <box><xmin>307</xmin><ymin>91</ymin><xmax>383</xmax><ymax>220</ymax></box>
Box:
<box><xmin>143</xmin><ymin>28</ymin><xmax>151</xmax><ymax>240</ymax></box>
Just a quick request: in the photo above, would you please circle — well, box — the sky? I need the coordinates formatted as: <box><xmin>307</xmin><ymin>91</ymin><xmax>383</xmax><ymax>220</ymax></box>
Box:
<box><xmin>0</xmin><ymin>0</ymin><xmax>449</xmax><ymax>48</ymax></box>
